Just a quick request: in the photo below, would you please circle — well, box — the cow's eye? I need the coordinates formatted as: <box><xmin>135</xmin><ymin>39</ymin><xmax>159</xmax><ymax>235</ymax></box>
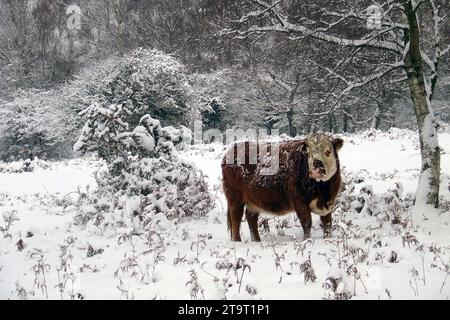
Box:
<box><xmin>325</xmin><ymin>150</ymin><xmax>331</xmax><ymax>157</ymax></box>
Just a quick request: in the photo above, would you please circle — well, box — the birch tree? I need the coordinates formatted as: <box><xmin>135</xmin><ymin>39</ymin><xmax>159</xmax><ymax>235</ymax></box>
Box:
<box><xmin>227</xmin><ymin>0</ymin><xmax>449</xmax><ymax>208</ymax></box>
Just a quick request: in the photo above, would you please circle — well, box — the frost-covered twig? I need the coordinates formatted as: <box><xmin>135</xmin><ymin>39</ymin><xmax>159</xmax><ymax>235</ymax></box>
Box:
<box><xmin>0</xmin><ymin>211</ymin><xmax>19</xmax><ymax>239</ymax></box>
<box><xmin>409</xmin><ymin>267</ymin><xmax>420</xmax><ymax>296</ymax></box>
<box><xmin>186</xmin><ymin>269</ymin><xmax>205</xmax><ymax>300</ymax></box>
<box><xmin>29</xmin><ymin>250</ymin><xmax>50</xmax><ymax>299</ymax></box>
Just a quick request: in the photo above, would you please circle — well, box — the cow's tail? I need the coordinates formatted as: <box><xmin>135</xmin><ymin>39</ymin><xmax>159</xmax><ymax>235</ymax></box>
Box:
<box><xmin>223</xmin><ymin>181</ymin><xmax>232</xmax><ymax>238</ymax></box>
<box><xmin>226</xmin><ymin>207</ymin><xmax>232</xmax><ymax>238</ymax></box>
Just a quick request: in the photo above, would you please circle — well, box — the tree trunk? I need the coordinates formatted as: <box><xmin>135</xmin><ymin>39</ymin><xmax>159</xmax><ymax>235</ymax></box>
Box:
<box><xmin>309</xmin><ymin>121</ymin><xmax>316</xmax><ymax>135</ymax></box>
<box><xmin>287</xmin><ymin>107</ymin><xmax>295</xmax><ymax>136</ymax></box>
<box><xmin>328</xmin><ymin>115</ymin><xmax>334</xmax><ymax>133</ymax></box>
<box><xmin>404</xmin><ymin>1</ymin><xmax>440</xmax><ymax>208</ymax></box>
<box><xmin>371</xmin><ymin>106</ymin><xmax>381</xmax><ymax>130</ymax></box>
<box><xmin>342</xmin><ymin>110</ymin><xmax>348</xmax><ymax>133</ymax></box>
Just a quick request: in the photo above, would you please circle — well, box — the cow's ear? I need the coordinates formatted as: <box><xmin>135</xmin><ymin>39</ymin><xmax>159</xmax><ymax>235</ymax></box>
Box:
<box><xmin>333</xmin><ymin>137</ymin><xmax>344</xmax><ymax>152</ymax></box>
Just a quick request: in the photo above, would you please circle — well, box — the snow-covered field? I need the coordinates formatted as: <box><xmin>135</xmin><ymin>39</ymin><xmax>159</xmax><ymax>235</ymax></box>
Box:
<box><xmin>0</xmin><ymin>129</ymin><xmax>449</xmax><ymax>300</ymax></box>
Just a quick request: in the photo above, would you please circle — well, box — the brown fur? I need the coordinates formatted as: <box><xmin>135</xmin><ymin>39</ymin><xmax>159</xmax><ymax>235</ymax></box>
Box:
<box><xmin>222</xmin><ymin>135</ymin><xmax>343</xmax><ymax>241</ymax></box>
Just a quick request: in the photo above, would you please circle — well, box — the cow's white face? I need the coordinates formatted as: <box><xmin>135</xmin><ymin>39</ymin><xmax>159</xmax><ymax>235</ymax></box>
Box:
<box><xmin>306</xmin><ymin>134</ymin><xmax>343</xmax><ymax>182</ymax></box>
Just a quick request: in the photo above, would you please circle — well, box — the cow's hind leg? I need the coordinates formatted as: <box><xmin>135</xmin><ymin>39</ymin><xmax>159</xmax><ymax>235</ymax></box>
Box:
<box><xmin>320</xmin><ymin>213</ymin><xmax>332</xmax><ymax>238</ymax></box>
<box><xmin>228</xmin><ymin>202</ymin><xmax>245</xmax><ymax>242</ymax></box>
<box><xmin>245</xmin><ymin>206</ymin><xmax>261</xmax><ymax>242</ymax></box>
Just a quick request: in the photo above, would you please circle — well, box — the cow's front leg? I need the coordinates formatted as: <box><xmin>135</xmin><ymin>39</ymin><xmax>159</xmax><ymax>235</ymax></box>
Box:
<box><xmin>294</xmin><ymin>202</ymin><xmax>312</xmax><ymax>240</ymax></box>
<box><xmin>320</xmin><ymin>213</ymin><xmax>332</xmax><ymax>238</ymax></box>
<box><xmin>229</xmin><ymin>202</ymin><xmax>245</xmax><ymax>242</ymax></box>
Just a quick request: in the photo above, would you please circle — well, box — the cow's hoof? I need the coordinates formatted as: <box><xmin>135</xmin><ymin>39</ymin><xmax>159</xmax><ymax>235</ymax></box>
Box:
<box><xmin>323</xmin><ymin>231</ymin><xmax>332</xmax><ymax>239</ymax></box>
<box><xmin>250</xmin><ymin>232</ymin><xmax>261</xmax><ymax>242</ymax></box>
<box><xmin>302</xmin><ymin>233</ymin><xmax>311</xmax><ymax>241</ymax></box>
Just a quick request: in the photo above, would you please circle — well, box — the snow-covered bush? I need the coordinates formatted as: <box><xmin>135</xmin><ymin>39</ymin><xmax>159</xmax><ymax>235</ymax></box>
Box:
<box><xmin>0</xmin><ymin>89</ymin><xmax>78</xmax><ymax>161</ymax></box>
<box><xmin>72</xmin><ymin>51</ymin><xmax>215</xmax><ymax>225</ymax></box>
<box><xmin>88</xmin><ymin>151</ymin><xmax>212</xmax><ymax>222</ymax></box>
<box><xmin>0</xmin><ymin>158</ymin><xmax>50</xmax><ymax>174</ymax></box>
<box><xmin>104</xmin><ymin>48</ymin><xmax>195</xmax><ymax>127</ymax></box>
<box><xmin>0</xmin><ymin>55</ymin><xmax>124</xmax><ymax>162</ymax></box>
<box><xmin>323</xmin><ymin>268</ymin><xmax>353</xmax><ymax>300</ymax></box>
<box><xmin>74</xmin><ymin>102</ymin><xmax>192</xmax><ymax>164</ymax></box>
<box><xmin>74</xmin><ymin>73</ymin><xmax>213</xmax><ymax>226</ymax></box>
<box><xmin>0</xmin><ymin>49</ymin><xmax>194</xmax><ymax>162</ymax></box>
<box><xmin>74</xmin><ymin>103</ymin><xmax>144</xmax><ymax>164</ymax></box>
<box><xmin>200</xmin><ymin>98</ymin><xmax>226</xmax><ymax>130</ymax></box>
<box><xmin>69</xmin><ymin>55</ymin><xmax>125</xmax><ymax>114</ymax></box>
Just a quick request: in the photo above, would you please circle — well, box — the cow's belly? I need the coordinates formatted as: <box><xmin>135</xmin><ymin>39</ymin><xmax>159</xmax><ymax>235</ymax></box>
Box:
<box><xmin>244</xmin><ymin>189</ymin><xmax>292</xmax><ymax>215</ymax></box>
<box><xmin>246</xmin><ymin>202</ymin><xmax>293</xmax><ymax>215</ymax></box>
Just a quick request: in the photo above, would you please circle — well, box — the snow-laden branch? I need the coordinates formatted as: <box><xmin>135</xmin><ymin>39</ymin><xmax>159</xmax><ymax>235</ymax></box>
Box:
<box><xmin>322</xmin><ymin>6</ymin><xmax>408</xmax><ymax>31</ymax></box>
<box><xmin>341</xmin><ymin>108</ymin><xmax>379</xmax><ymax>125</ymax></box>
<box><xmin>268</xmin><ymin>71</ymin><xmax>293</xmax><ymax>93</ymax></box>
<box><xmin>339</xmin><ymin>62</ymin><xmax>403</xmax><ymax>94</ymax></box>
<box><xmin>300</xmin><ymin>60</ymin><xmax>404</xmax><ymax>118</ymax></box>
<box><xmin>228</xmin><ymin>0</ymin><xmax>404</xmax><ymax>54</ymax></box>
<box><xmin>313</xmin><ymin>63</ymin><xmax>351</xmax><ymax>86</ymax></box>
<box><xmin>316</xmin><ymin>60</ymin><xmax>404</xmax><ymax>95</ymax></box>
<box><xmin>424</xmin><ymin>0</ymin><xmax>449</xmax><ymax>100</ymax></box>
<box><xmin>413</xmin><ymin>0</ymin><xmax>428</xmax><ymax>12</ymax></box>
<box><xmin>256</xmin><ymin>77</ymin><xmax>276</xmax><ymax>108</ymax></box>
<box><xmin>421</xmin><ymin>51</ymin><xmax>435</xmax><ymax>72</ymax></box>
<box><xmin>237</xmin><ymin>0</ymin><xmax>284</xmax><ymax>23</ymax></box>
<box><xmin>442</xmin><ymin>44</ymin><xmax>450</xmax><ymax>57</ymax></box>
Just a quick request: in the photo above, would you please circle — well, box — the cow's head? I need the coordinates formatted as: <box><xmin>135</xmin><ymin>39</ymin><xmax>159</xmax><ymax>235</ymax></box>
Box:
<box><xmin>304</xmin><ymin>134</ymin><xmax>343</xmax><ymax>182</ymax></box>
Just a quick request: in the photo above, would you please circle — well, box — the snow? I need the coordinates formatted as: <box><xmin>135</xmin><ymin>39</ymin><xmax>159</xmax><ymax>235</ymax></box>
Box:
<box><xmin>0</xmin><ymin>130</ymin><xmax>449</xmax><ymax>300</ymax></box>
<box><xmin>132</xmin><ymin>126</ymin><xmax>155</xmax><ymax>152</ymax></box>
<box><xmin>0</xmin><ymin>158</ymin><xmax>98</xmax><ymax>195</ymax></box>
<box><xmin>422</xmin><ymin>114</ymin><xmax>439</xmax><ymax>149</ymax></box>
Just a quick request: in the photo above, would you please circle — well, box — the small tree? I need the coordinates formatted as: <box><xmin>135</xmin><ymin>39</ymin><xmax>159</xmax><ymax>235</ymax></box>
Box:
<box><xmin>201</xmin><ymin>98</ymin><xmax>226</xmax><ymax>130</ymax></box>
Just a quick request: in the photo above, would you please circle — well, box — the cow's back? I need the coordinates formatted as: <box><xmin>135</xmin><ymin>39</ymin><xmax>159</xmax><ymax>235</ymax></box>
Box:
<box><xmin>221</xmin><ymin>139</ymin><xmax>306</xmax><ymax>214</ymax></box>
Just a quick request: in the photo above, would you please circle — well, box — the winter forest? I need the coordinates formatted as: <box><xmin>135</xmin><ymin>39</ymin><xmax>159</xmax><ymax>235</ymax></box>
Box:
<box><xmin>0</xmin><ymin>0</ymin><xmax>449</xmax><ymax>300</ymax></box>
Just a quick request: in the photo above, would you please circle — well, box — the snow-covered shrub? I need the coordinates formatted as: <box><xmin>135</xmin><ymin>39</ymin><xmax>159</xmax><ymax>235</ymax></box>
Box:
<box><xmin>103</xmin><ymin>155</ymin><xmax>212</xmax><ymax>221</ymax></box>
<box><xmin>74</xmin><ymin>49</ymin><xmax>199</xmax><ymax>158</ymax></box>
<box><xmin>73</xmin><ymin>103</ymin><xmax>151</xmax><ymax>164</ymax></box>
<box><xmin>0</xmin><ymin>56</ymin><xmax>124</xmax><ymax>162</ymax></box>
<box><xmin>0</xmin><ymin>158</ymin><xmax>50</xmax><ymax>174</ymax></box>
<box><xmin>69</xmin><ymin>55</ymin><xmax>125</xmax><ymax>114</ymax></box>
<box><xmin>72</xmin><ymin>49</ymin><xmax>214</xmax><ymax>231</ymax></box>
<box><xmin>104</xmin><ymin>48</ymin><xmax>195</xmax><ymax>127</ymax></box>
<box><xmin>74</xmin><ymin>102</ymin><xmax>212</xmax><ymax>227</ymax></box>
<box><xmin>200</xmin><ymin>98</ymin><xmax>226</xmax><ymax>130</ymax></box>
<box><xmin>338</xmin><ymin>171</ymin><xmax>412</xmax><ymax>226</ymax></box>
<box><xmin>323</xmin><ymin>268</ymin><xmax>353</xmax><ymax>300</ymax></box>
<box><xmin>0</xmin><ymin>89</ymin><xmax>78</xmax><ymax>161</ymax></box>
<box><xmin>74</xmin><ymin>102</ymin><xmax>193</xmax><ymax>166</ymax></box>
<box><xmin>0</xmin><ymin>49</ymin><xmax>195</xmax><ymax>162</ymax></box>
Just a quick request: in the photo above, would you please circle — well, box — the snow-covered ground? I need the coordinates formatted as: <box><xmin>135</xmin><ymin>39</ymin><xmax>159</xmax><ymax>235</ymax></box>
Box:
<box><xmin>0</xmin><ymin>129</ymin><xmax>449</xmax><ymax>300</ymax></box>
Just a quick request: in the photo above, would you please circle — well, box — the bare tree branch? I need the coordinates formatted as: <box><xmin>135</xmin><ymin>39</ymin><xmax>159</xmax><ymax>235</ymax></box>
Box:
<box><xmin>226</xmin><ymin>0</ymin><xmax>404</xmax><ymax>54</ymax></box>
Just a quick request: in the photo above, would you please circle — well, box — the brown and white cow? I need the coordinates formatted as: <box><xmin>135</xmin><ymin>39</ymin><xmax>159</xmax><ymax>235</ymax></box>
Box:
<box><xmin>222</xmin><ymin>134</ymin><xmax>344</xmax><ymax>241</ymax></box>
